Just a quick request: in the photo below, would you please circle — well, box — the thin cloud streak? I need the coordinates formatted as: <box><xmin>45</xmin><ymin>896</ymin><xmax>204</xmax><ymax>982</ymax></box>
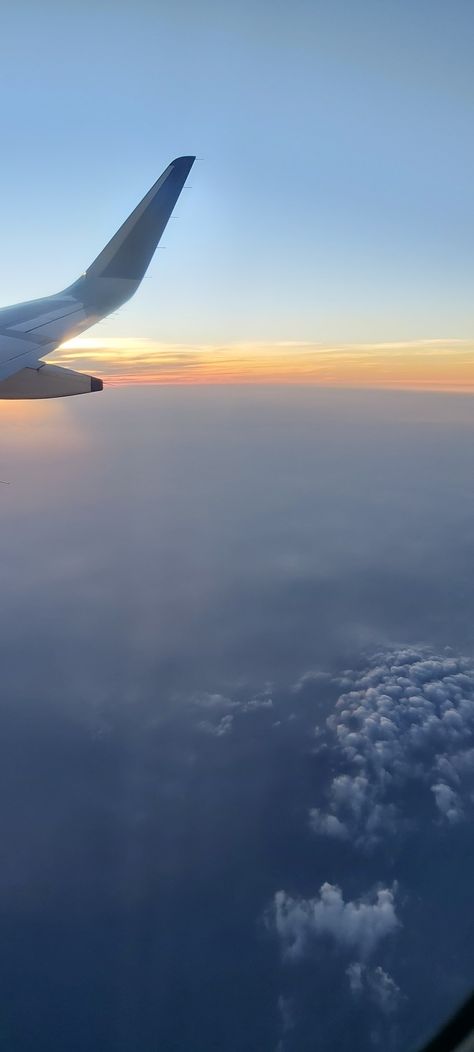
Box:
<box><xmin>53</xmin><ymin>337</ymin><xmax>474</xmax><ymax>391</ymax></box>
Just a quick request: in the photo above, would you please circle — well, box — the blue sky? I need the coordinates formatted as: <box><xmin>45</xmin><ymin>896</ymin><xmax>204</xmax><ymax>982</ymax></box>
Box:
<box><xmin>2</xmin><ymin>9</ymin><xmax>474</xmax><ymax>1048</ymax></box>
<box><xmin>1</xmin><ymin>0</ymin><xmax>474</xmax><ymax>344</ymax></box>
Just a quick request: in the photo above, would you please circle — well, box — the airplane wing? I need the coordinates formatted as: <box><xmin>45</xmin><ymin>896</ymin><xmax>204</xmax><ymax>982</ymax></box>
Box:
<box><xmin>415</xmin><ymin>990</ymin><xmax>474</xmax><ymax>1052</ymax></box>
<box><xmin>0</xmin><ymin>155</ymin><xmax>195</xmax><ymax>398</ymax></box>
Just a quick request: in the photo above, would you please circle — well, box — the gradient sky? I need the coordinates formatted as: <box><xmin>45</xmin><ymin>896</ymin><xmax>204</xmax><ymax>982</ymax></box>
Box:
<box><xmin>2</xmin><ymin>10</ymin><xmax>474</xmax><ymax>1047</ymax></box>
<box><xmin>1</xmin><ymin>0</ymin><xmax>474</xmax><ymax>365</ymax></box>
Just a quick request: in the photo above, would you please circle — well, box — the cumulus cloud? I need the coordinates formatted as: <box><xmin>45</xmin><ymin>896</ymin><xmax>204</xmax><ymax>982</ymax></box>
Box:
<box><xmin>192</xmin><ymin>693</ymin><xmax>237</xmax><ymax>710</ymax></box>
<box><xmin>306</xmin><ymin>647</ymin><xmax>474</xmax><ymax>846</ymax></box>
<box><xmin>431</xmin><ymin>782</ymin><xmax>463</xmax><ymax>823</ymax></box>
<box><xmin>242</xmin><ymin>695</ymin><xmax>274</xmax><ymax>711</ymax></box>
<box><xmin>292</xmin><ymin>670</ymin><xmax>331</xmax><ymax>693</ymax></box>
<box><xmin>346</xmin><ymin>962</ymin><xmax>402</xmax><ymax>1013</ymax></box>
<box><xmin>191</xmin><ymin>683</ymin><xmax>277</xmax><ymax>737</ymax></box>
<box><xmin>192</xmin><ymin>693</ymin><xmax>238</xmax><ymax>737</ymax></box>
<box><xmin>308</xmin><ymin>808</ymin><xmax>349</xmax><ymax>840</ymax></box>
<box><xmin>270</xmin><ymin>882</ymin><xmax>399</xmax><ymax>961</ymax></box>
<box><xmin>198</xmin><ymin>714</ymin><xmax>234</xmax><ymax>737</ymax></box>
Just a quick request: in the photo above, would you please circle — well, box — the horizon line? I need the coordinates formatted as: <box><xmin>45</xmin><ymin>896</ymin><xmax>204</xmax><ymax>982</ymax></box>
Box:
<box><xmin>49</xmin><ymin>336</ymin><xmax>474</xmax><ymax>393</ymax></box>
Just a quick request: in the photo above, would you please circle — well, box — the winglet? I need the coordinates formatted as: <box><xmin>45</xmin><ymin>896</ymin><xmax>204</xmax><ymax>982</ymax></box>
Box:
<box><xmin>85</xmin><ymin>156</ymin><xmax>195</xmax><ymax>283</ymax></box>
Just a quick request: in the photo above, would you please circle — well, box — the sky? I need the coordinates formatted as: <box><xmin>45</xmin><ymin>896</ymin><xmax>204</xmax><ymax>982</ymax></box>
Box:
<box><xmin>1</xmin><ymin>0</ymin><xmax>474</xmax><ymax>385</ymax></box>
<box><xmin>1</xmin><ymin>4</ymin><xmax>474</xmax><ymax>1051</ymax></box>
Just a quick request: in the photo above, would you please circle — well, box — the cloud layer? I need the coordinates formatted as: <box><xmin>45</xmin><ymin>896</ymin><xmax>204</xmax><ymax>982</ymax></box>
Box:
<box><xmin>305</xmin><ymin>647</ymin><xmax>474</xmax><ymax>847</ymax></box>
<box><xmin>271</xmin><ymin>882</ymin><xmax>399</xmax><ymax>961</ymax></box>
<box><xmin>346</xmin><ymin>962</ymin><xmax>402</xmax><ymax>1013</ymax></box>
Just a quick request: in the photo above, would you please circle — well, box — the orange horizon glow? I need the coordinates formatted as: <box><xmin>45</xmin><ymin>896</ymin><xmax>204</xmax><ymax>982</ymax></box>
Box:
<box><xmin>52</xmin><ymin>337</ymin><xmax>474</xmax><ymax>393</ymax></box>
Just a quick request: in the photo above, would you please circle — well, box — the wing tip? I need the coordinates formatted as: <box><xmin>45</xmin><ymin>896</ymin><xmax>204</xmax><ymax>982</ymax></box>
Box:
<box><xmin>170</xmin><ymin>155</ymin><xmax>196</xmax><ymax>171</ymax></box>
<box><xmin>81</xmin><ymin>153</ymin><xmax>196</xmax><ymax>285</ymax></box>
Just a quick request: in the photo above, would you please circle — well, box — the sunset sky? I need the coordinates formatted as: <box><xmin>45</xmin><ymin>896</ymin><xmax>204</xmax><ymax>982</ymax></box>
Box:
<box><xmin>56</xmin><ymin>336</ymin><xmax>474</xmax><ymax>391</ymax></box>
<box><xmin>1</xmin><ymin>0</ymin><xmax>474</xmax><ymax>392</ymax></box>
<box><xmin>2</xmin><ymin>5</ymin><xmax>474</xmax><ymax>1051</ymax></box>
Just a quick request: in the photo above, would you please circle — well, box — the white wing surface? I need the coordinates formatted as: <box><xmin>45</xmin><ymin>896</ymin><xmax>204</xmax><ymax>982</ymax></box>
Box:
<box><xmin>0</xmin><ymin>156</ymin><xmax>194</xmax><ymax>397</ymax></box>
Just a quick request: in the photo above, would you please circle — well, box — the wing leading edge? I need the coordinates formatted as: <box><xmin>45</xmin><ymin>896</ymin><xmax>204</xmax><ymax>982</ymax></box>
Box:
<box><xmin>0</xmin><ymin>155</ymin><xmax>195</xmax><ymax>397</ymax></box>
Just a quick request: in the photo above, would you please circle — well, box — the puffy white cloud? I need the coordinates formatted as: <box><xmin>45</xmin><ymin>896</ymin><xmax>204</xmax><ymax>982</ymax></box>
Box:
<box><xmin>198</xmin><ymin>714</ymin><xmax>234</xmax><ymax>737</ymax></box>
<box><xmin>270</xmin><ymin>882</ymin><xmax>399</xmax><ymax>961</ymax></box>
<box><xmin>292</xmin><ymin>670</ymin><xmax>331</xmax><ymax>693</ymax></box>
<box><xmin>346</xmin><ymin>962</ymin><xmax>401</xmax><ymax>1013</ymax></box>
<box><xmin>307</xmin><ymin>647</ymin><xmax>474</xmax><ymax>846</ymax></box>
<box><xmin>193</xmin><ymin>687</ymin><xmax>274</xmax><ymax>730</ymax></box>
<box><xmin>308</xmin><ymin>808</ymin><xmax>348</xmax><ymax>840</ymax></box>
<box><xmin>431</xmin><ymin>782</ymin><xmax>463</xmax><ymax>823</ymax></box>
<box><xmin>346</xmin><ymin>960</ymin><xmax>364</xmax><ymax>993</ymax></box>
<box><xmin>192</xmin><ymin>693</ymin><xmax>237</xmax><ymax>710</ymax></box>
<box><xmin>192</xmin><ymin>693</ymin><xmax>238</xmax><ymax>737</ymax></box>
<box><xmin>242</xmin><ymin>693</ymin><xmax>274</xmax><ymax>712</ymax></box>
